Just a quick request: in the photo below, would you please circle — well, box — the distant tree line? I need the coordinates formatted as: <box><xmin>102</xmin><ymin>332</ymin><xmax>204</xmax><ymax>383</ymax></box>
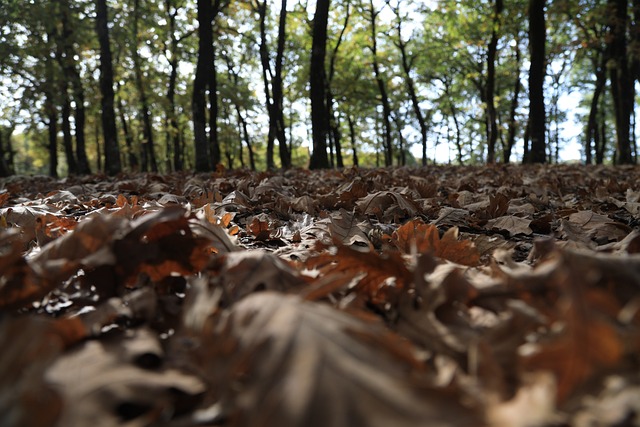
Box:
<box><xmin>0</xmin><ymin>0</ymin><xmax>637</xmax><ymax>177</ymax></box>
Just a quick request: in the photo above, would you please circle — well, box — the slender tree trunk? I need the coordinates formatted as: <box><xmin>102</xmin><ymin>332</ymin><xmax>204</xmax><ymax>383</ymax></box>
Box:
<box><xmin>256</xmin><ymin>1</ymin><xmax>276</xmax><ymax>169</ymax></box>
<box><xmin>395</xmin><ymin>14</ymin><xmax>428</xmax><ymax>166</ymax></box>
<box><xmin>504</xmin><ymin>38</ymin><xmax>522</xmax><ymax>163</ymax></box>
<box><xmin>393</xmin><ymin>114</ymin><xmax>406</xmax><ymax>166</ymax></box>
<box><xmin>55</xmin><ymin>35</ymin><xmax>78</xmax><ymax>175</ymax></box>
<box><xmin>486</xmin><ymin>0</ymin><xmax>503</xmax><ymax>163</ymax></box>
<box><xmin>527</xmin><ymin>0</ymin><xmax>546</xmax><ymax>164</ymax></box>
<box><xmin>596</xmin><ymin>97</ymin><xmax>606</xmax><ymax>163</ymax></box>
<box><xmin>309</xmin><ymin>0</ymin><xmax>331</xmax><ymax>169</ymax></box>
<box><xmin>608</xmin><ymin>0</ymin><xmax>634</xmax><ymax>164</ymax></box>
<box><xmin>0</xmin><ymin>130</ymin><xmax>9</xmax><ymax>177</ymax></box>
<box><xmin>132</xmin><ymin>0</ymin><xmax>157</xmax><ymax>172</ymax></box>
<box><xmin>208</xmin><ymin>42</ymin><xmax>221</xmax><ymax>168</ymax></box>
<box><xmin>236</xmin><ymin>105</ymin><xmax>255</xmax><ymax>170</ymax></box>
<box><xmin>61</xmin><ymin>89</ymin><xmax>78</xmax><ymax>174</ymax></box>
<box><xmin>95</xmin><ymin>0</ymin><xmax>121</xmax><ymax>175</ymax></box>
<box><xmin>165</xmin><ymin>0</ymin><xmax>182</xmax><ymax>172</ymax></box>
<box><xmin>586</xmin><ymin>67</ymin><xmax>606</xmax><ymax>164</ymax></box>
<box><xmin>116</xmin><ymin>87</ymin><xmax>139</xmax><ymax>170</ymax></box>
<box><xmin>58</xmin><ymin>1</ymin><xmax>91</xmax><ymax>174</ymax></box>
<box><xmin>274</xmin><ymin>0</ymin><xmax>291</xmax><ymax>168</ymax></box>
<box><xmin>451</xmin><ymin>106</ymin><xmax>463</xmax><ymax>164</ymax></box>
<box><xmin>46</xmin><ymin>106</ymin><xmax>58</xmax><ymax>178</ymax></box>
<box><xmin>369</xmin><ymin>0</ymin><xmax>393</xmax><ymax>166</ymax></box>
<box><xmin>193</xmin><ymin>0</ymin><xmax>213</xmax><ymax>171</ymax></box>
<box><xmin>347</xmin><ymin>114</ymin><xmax>358</xmax><ymax>166</ymax></box>
<box><xmin>326</xmin><ymin>2</ymin><xmax>351</xmax><ymax>169</ymax></box>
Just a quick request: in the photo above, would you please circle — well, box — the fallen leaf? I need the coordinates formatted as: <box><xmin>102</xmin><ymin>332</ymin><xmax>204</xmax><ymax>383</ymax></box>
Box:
<box><xmin>392</xmin><ymin>220</ymin><xmax>480</xmax><ymax>266</ymax></box>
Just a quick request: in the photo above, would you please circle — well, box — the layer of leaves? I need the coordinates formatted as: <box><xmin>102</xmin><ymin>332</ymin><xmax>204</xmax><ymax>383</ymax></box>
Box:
<box><xmin>1</xmin><ymin>164</ymin><xmax>639</xmax><ymax>427</ymax></box>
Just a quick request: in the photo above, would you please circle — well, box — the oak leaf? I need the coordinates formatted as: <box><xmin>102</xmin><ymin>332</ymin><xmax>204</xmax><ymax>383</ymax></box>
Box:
<box><xmin>392</xmin><ymin>220</ymin><xmax>480</xmax><ymax>266</ymax></box>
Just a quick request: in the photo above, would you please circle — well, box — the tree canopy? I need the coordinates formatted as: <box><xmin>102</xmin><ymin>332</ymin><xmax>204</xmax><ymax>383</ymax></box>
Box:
<box><xmin>0</xmin><ymin>0</ymin><xmax>638</xmax><ymax>176</ymax></box>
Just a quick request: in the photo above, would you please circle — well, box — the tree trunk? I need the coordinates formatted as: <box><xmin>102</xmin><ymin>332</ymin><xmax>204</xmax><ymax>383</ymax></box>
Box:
<box><xmin>394</xmin><ymin>11</ymin><xmax>429</xmax><ymax>166</ymax></box>
<box><xmin>61</xmin><ymin>89</ymin><xmax>78</xmax><ymax>174</ymax></box>
<box><xmin>0</xmin><ymin>130</ymin><xmax>9</xmax><ymax>177</ymax></box>
<box><xmin>132</xmin><ymin>0</ymin><xmax>157</xmax><ymax>172</ymax></box>
<box><xmin>326</xmin><ymin>2</ymin><xmax>351</xmax><ymax>169</ymax></box>
<box><xmin>369</xmin><ymin>0</ymin><xmax>393</xmax><ymax>167</ymax></box>
<box><xmin>208</xmin><ymin>41</ymin><xmax>221</xmax><ymax>168</ymax></box>
<box><xmin>165</xmin><ymin>0</ymin><xmax>182</xmax><ymax>172</ymax></box>
<box><xmin>309</xmin><ymin>0</ymin><xmax>331</xmax><ymax>169</ymax></box>
<box><xmin>95</xmin><ymin>0</ymin><xmax>121</xmax><ymax>175</ymax></box>
<box><xmin>486</xmin><ymin>0</ymin><xmax>503</xmax><ymax>163</ymax></box>
<box><xmin>58</xmin><ymin>1</ymin><xmax>91</xmax><ymax>175</ymax></box>
<box><xmin>46</xmin><ymin>106</ymin><xmax>58</xmax><ymax>178</ymax></box>
<box><xmin>586</xmin><ymin>66</ymin><xmax>606</xmax><ymax>164</ymax></box>
<box><xmin>527</xmin><ymin>0</ymin><xmax>546</xmax><ymax>164</ymax></box>
<box><xmin>347</xmin><ymin>114</ymin><xmax>358</xmax><ymax>167</ymax></box>
<box><xmin>116</xmin><ymin>86</ymin><xmax>139</xmax><ymax>171</ymax></box>
<box><xmin>256</xmin><ymin>0</ymin><xmax>276</xmax><ymax>169</ymax></box>
<box><xmin>274</xmin><ymin>0</ymin><xmax>291</xmax><ymax>168</ymax></box>
<box><xmin>608</xmin><ymin>0</ymin><xmax>634</xmax><ymax>164</ymax></box>
<box><xmin>193</xmin><ymin>0</ymin><xmax>213</xmax><ymax>171</ymax></box>
<box><xmin>504</xmin><ymin>38</ymin><xmax>521</xmax><ymax>163</ymax></box>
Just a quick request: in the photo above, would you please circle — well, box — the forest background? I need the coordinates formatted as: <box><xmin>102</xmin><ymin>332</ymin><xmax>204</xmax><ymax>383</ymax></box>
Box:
<box><xmin>0</xmin><ymin>0</ymin><xmax>638</xmax><ymax>177</ymax></box>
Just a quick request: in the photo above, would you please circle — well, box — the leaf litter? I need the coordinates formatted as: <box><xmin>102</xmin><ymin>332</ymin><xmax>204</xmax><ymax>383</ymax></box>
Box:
<box><xmin>1</xmin><ymin>164</ymin><xmax>640</xmax><ymax>426</ymax></box>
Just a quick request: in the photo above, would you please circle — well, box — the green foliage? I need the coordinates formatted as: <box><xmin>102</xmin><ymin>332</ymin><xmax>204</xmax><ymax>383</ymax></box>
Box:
<box><xmin>0</xmin><ymin>0</ymin><xmax>637</xmax><ymax>174</ymax></box>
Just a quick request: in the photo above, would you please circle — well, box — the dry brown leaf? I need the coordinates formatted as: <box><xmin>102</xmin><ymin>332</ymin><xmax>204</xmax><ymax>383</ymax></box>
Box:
<box><xmin>392</xmin><ymin>220</ymin><xmax>480</xmax><ymax>266</ymax></box>
<box><xmin>487</xmin><ymin>215</ymin><xmax>533</xmax><ymax>237</ymax></box>
<box><xmin>182</xmin><ymin>291</ymin><xmax>480</xmax><ymax>427</ymax></box>
<box><xmin>47</xmin><ymin>327</ymin><xmax>205</xmax><ymax>427</ymax></box>
<box><xmin>305</xmin><ymin>244</ymin><xmax>413</xmax><ymax>304</ymax></box>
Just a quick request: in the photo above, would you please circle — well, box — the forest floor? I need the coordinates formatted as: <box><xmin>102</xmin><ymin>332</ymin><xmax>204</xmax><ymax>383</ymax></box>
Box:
<box><xmin>1</xmin><ymin>164</ymin><xmax>640</xmax><ymax>427</ymax></box>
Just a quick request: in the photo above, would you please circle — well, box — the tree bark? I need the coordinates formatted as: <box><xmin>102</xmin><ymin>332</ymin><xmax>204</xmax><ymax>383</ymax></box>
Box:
<box><xmin>326</xmin><ymin>2</ymin><xmax>351</xmax><ymax>169</ymax></box>
<box><xmin>369</xmin><ymin>0</ymin><xmax>393</xmax><ymax>167</ymax></box>
<box><xmin>132</xmin><ymin>0</ymin><xmax>158</xmax><ymax>172</ymax></box>
<box><xmin>58</xmin><ymin>1</ymin><xmax>91</xmax><ymax>174</ymax></box>
<box><xmin>193</xmin><ymin>0</ymin><xmax>214</xmax><ymax>171</ymax></box>
<box><xmin>95</xmin><ymin>0</ymin><xmax>121</xmax><ymax>175</ymax></box>
<box><xmin>208</xmin><ymin>41</ymin><xmax>221</xmax><ymax>168</ymax></box>
<box><xmin>274</xmin><ymin>0</ymin><xmax>291</xmax><ymax>168</ymax></box>
<box><xmin>527</xmin><ymin>0</ymin><xmax>546</xmax><ymax>164</ymax></box>
<box><xmin>393</xmin><ymin>6</ymin><xmax>429</xmax><ymax>166</ymax></box>
<box><xmin>504</xmin><ymin>38</ymin><xmax>521</xmax><ymax>163</ymax></box>
<box><xmin>347</xmin><ymin>114</ymin><xmax>358</xmax><ymax>166</ymax></box>
<box><xmin>164</xmin><ymin>0</ymin><xmax>182</xmax><ymax>171</ymax></box>
<box><xmin>608</xmin><ymin>0</ymin><xmax>634</xmax><ymax>164</ymax></box>
<box><xmin>486</xmin><ymin>0</ymin><xmax>503</xmax><ymax>163</ymax></box>
<box><xmin>309</xmin><ymin>0</ymin><xmax>331</xmax><ymax>169</ymax></box>
<box><xmin>115</xmin><ymin>84</ymin><xmax>139</xmax><ymax>170</ymax></box>
<box><xmin>0</xmin><ymin>130</ymin><xmax>9</xmax><ymax>177</ymax></box>
<box><xmin>60</xmin><ymin>88</ymin><xmax>78</xmax><ymax>174</ymax></box>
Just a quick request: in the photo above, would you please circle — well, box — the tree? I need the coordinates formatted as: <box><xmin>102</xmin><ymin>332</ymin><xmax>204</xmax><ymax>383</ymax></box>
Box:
<box><xmin>367</xmin><ymin>0</ymin><xmax>393</xmax><ymax>167</ymax></box>
<box><xmin>193</xmin><ymin>0</ymin><xmax>223</xmax><ymax>172</ymax></box>
<box><xmin>132</xmin><ymin>0</ymin><xmax>158</xmax><ymax>172</ymax></box>
<box><xmin>309</xmin><ymin>0</ymin><xmax>331</xmax><ymax>170</ymax></box>
<box><xmin>255</xmin><ymin>0</ymin><xmax>291</xmax><ymax>169</ymax></box>
<box><xmin>55</xmin><ymin>0</ymin><xmax>91</xmax><ymax>175</ymax></box>
<box><xmin>608</xmin><ymin>0</ymin><xmax>634</xmax><ymax>164</ymax></box>
<box><xmin>390</xmin><ymin>1</ymin><xmax>430</xmax><ymax>166</ymax></box>
<box><xmin>96</xmin><ymin>0</ymin><xmax>122</xmax><ymax>175</ymax></box>
<box><xmin>486</xmin><ymin>0</ymin><xmax>503</xmax><ymax>163</ymax></box>
<box><xmin>526</xmin><ymin>0</ymin><xmax>547</xmax><ymax>164</ymax></box>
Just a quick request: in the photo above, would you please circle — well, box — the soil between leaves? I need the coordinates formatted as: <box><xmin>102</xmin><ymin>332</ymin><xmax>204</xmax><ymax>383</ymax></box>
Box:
<box><xmin>1</xmin><ymin>164</ymin><xmax>639</xmax><ymax>427</ymax></box>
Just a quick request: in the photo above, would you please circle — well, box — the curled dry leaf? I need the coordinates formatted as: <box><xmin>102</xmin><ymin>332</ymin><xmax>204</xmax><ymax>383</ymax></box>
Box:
<box><xmin>47</xmin><ymin>327</ymin><xmax>205</xmax><ymax>427</ymax></box>
<box><xmin>182</xmin><ymin>291</ymin><xmax>481</xmax><ymax>427</ymax></box>
<box><xmin>0</xmin><ymin>316</ymin><xmax>64</xmax><ymax>427</ymax></box>
<box><xmin>392</xmin><ymin>219</ymin><xmax>480</xmax><ymax>266</ymax></box>
<box><xmin>305</xmin><ymin>243</ymin><xmax>413</xmax><ymax>305</ymax></box>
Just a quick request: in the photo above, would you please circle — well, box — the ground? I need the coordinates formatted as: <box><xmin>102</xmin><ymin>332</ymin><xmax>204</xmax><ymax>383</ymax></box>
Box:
<box><xmin>1</xmin><ymin>164</ymin><xmax>639</xmax><ymax>426</ymax></box>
